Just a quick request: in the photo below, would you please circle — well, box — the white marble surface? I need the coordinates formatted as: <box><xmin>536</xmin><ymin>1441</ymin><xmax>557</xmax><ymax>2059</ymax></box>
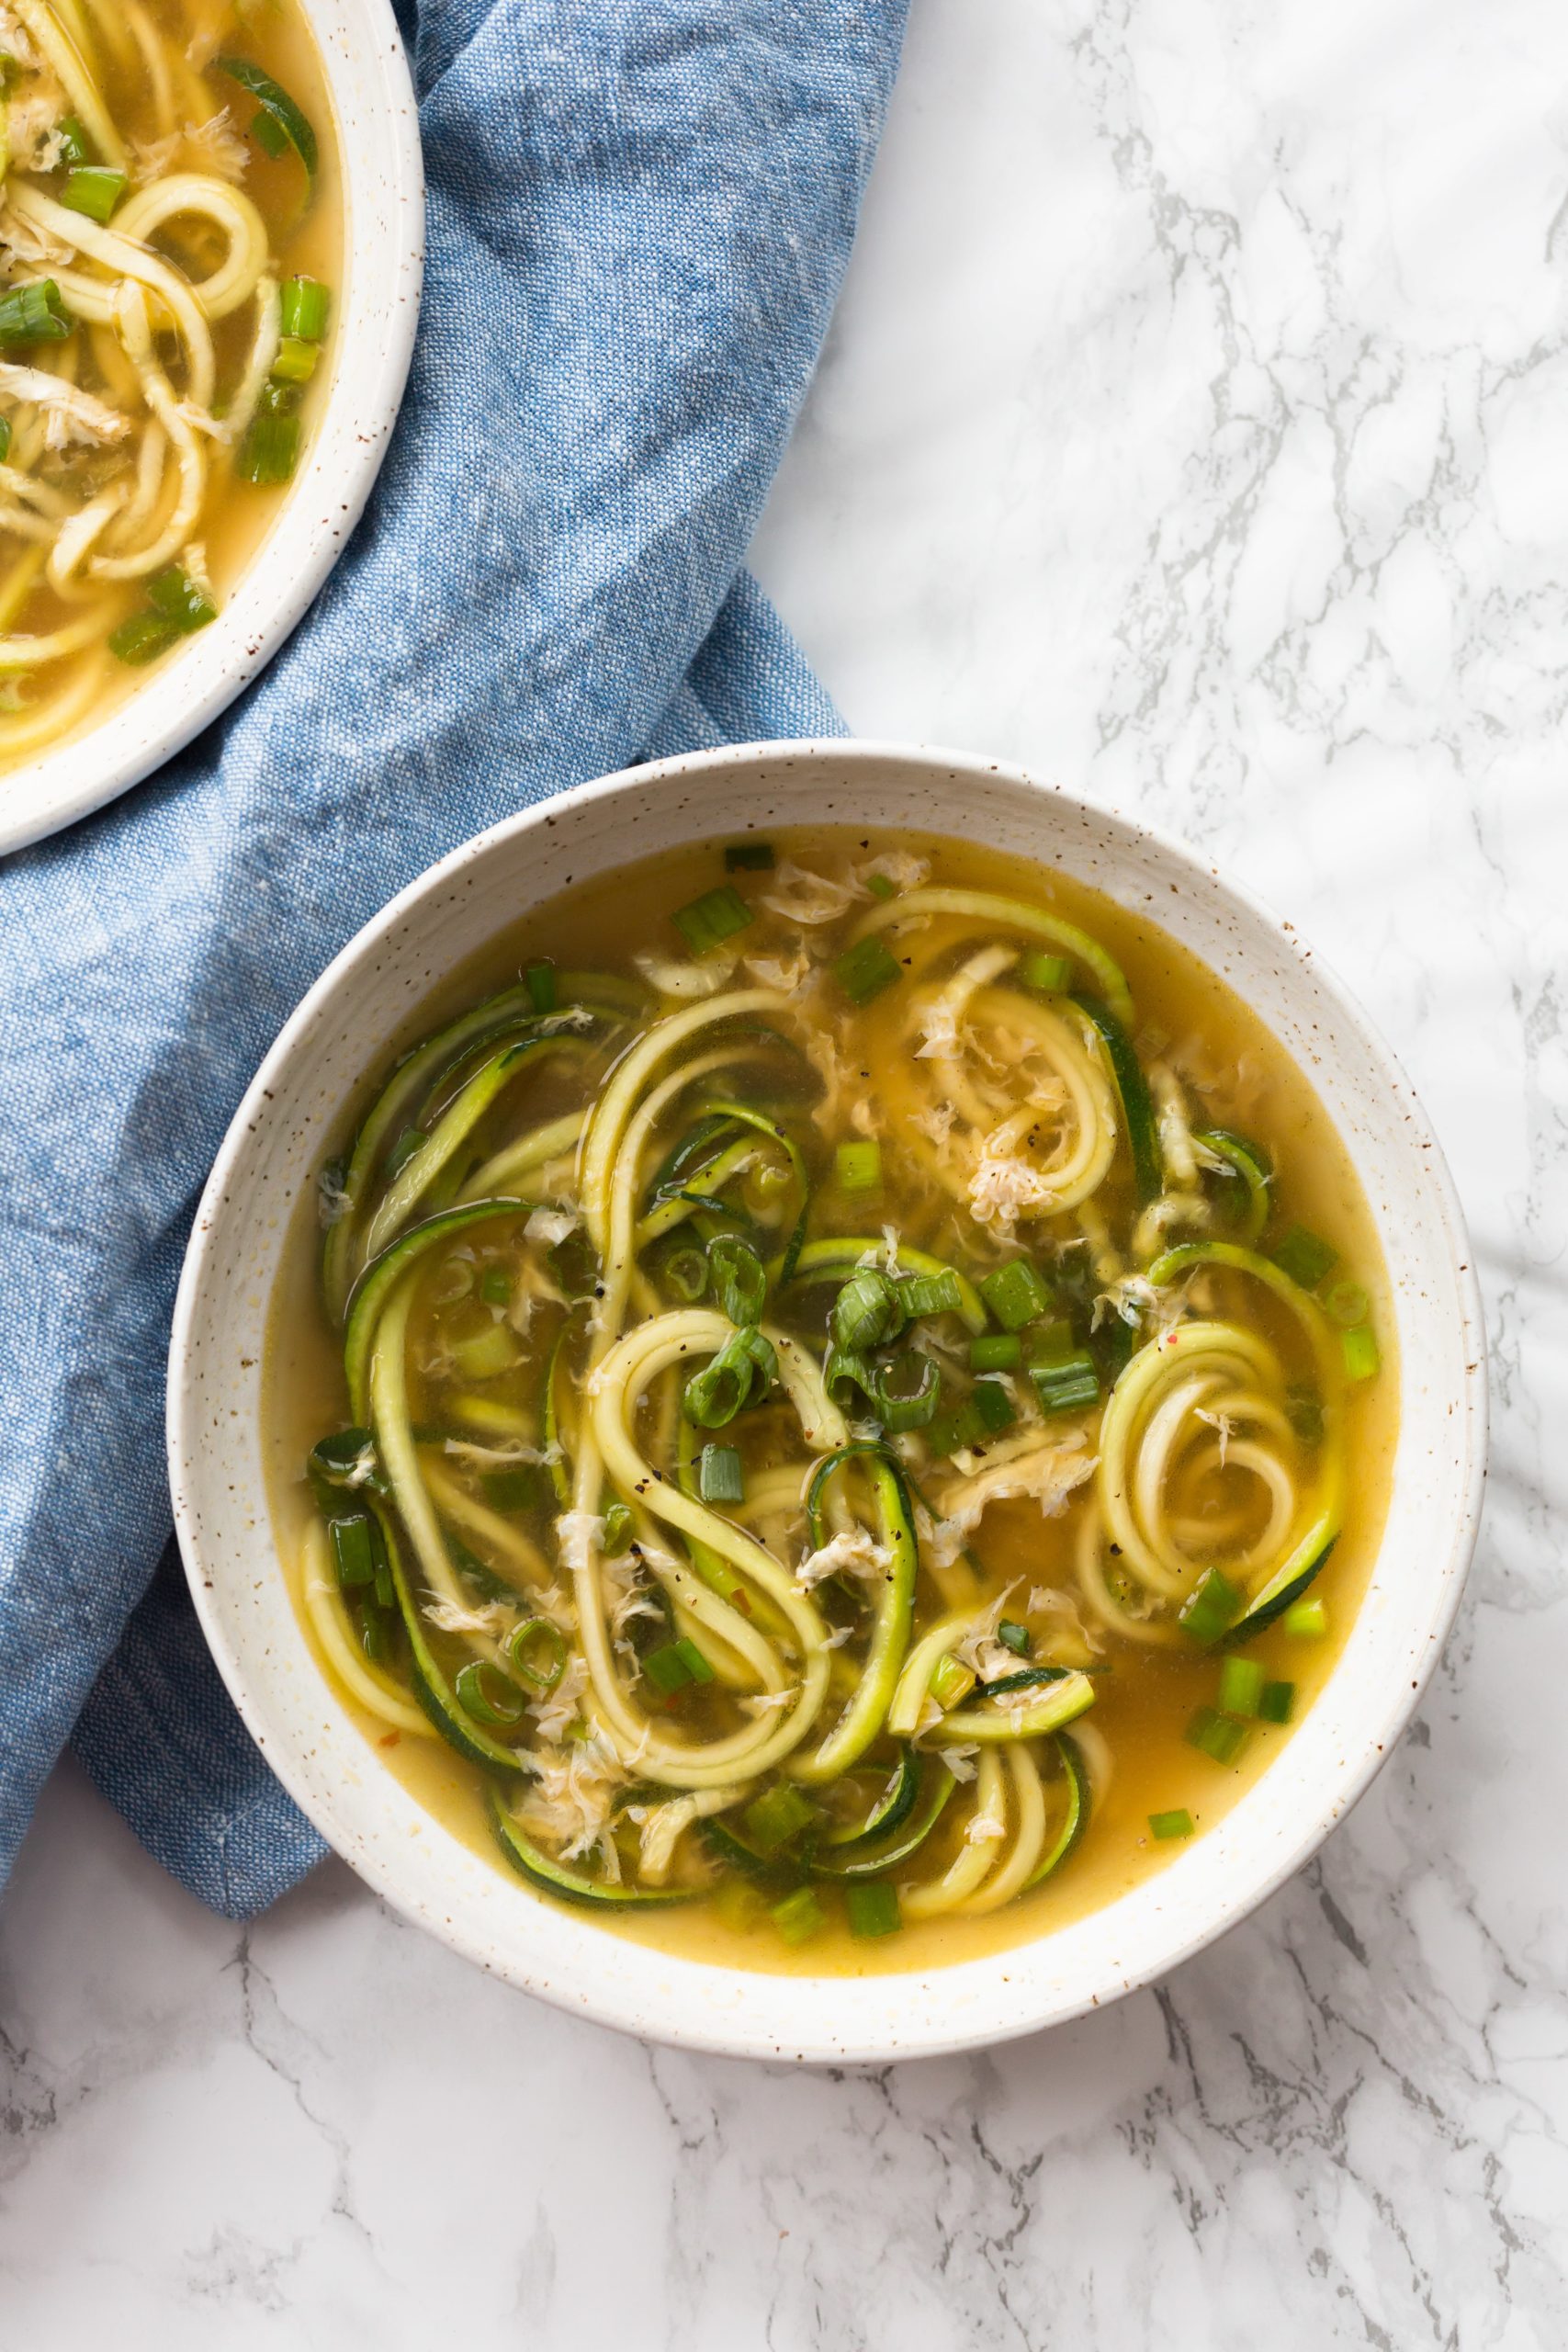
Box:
<box><xmin>5</xmin><ymin>0</ymin><xmax>1567</xmax><ymax>2340</ymax></box>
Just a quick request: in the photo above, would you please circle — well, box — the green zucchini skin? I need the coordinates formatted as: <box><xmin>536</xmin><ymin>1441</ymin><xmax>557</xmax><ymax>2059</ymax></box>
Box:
<box><xmin>1224</xmin><ymin>1538</ymin><xmax>1337</xmax><ymax>1645</ymax></box>
<box><xmin>377</xmin><ymin>1510</ymin><xmax>525</xmax><ymax>1777</ymax></box>
<box><xmin>808</xmin><ymin>1757</ymin><xmax>957</xmax><ymax>1882</ymax></box>
<box><xmin>1194</xmin><ymin>1126</ymin><xmax>1271</xmax><ymax>1240</ymax></box>
<box><xmin>793</xmin><ymin>1446</ymin><xmax>919</xmax><ymax>1783</ymax></box>
<box><xmin>1072</xmin><ymin>992</ymin><xmax>1162</xmax><ymax>1205</ymax></box>
<box><xmin>819</xmin><ymin>1744</ymin><xmax>921</xmax><ymax>1850</ymax></box>
<box><xmin>487</xmin><ymin>1790</ymin><xmax>694</xmax><ymax>1908</ymax></box>
<box><xmin>702</xmin><ymin>1819</ymin><xmax>790</xmax><ymax>1881</ymax></box>
<box><xmin>343</xmin><ymin>1198</ymin><xmax>535</xmax><ymax>1420</ymax></box>
<box><xmin>1023</xmin><ymin>1734</ymin><xmax>1089</xmax><ymax>1888</ymax></box>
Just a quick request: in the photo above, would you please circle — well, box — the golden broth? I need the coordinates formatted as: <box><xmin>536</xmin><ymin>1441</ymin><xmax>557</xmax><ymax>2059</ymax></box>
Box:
<box><xmin>0</xmin><ymin>0</ymin><xmax>342</xmax><ymax>769</ymax></box>
<box><xmin>265</xmin><ymin>829</ymin><xmax>1397</xmax><ymax>1977</ymax></box>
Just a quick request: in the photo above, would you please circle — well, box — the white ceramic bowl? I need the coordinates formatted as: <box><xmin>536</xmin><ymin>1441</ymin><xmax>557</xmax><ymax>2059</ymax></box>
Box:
<box><xmin>0</xmin><ymin>0</ymin><xmax>423</xmax><ymax>859</ymax></box>
<box><xmin>168</xmin><ymin>740</ymin><xmax>1486</xmax><ymax>2062</ymax></box>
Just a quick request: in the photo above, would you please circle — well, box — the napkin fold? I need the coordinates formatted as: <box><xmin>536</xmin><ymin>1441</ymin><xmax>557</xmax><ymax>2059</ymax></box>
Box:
<box><xmin>0</xmin><ymin>0</ymin><xmax>908</xmax><ymax>1917</ymax></box>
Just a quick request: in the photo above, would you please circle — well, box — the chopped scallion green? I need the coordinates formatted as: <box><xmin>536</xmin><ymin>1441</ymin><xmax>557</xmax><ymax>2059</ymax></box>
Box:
<box><xmin>1185</xmin><ymin>1705</ymin><xmax>1250</xmax><ymax>1765</ymax></box>
<box><xmin>698</xmin><ymin>1442</ymin><xmax>745</xmax><ymax>1506</ymax></box>
<box><xmin>1149</xmin><ymin>1808</ymin><xmax>1194</xmax><ymax>1839</ymax></box>
<box><xmin>673</xmin><ymin>1635</ymin><xmax>714</xmax><ymax>1685</ymax></box>
<box><xmin>507</xmin><ymin>1617</ymin><xmax>568</xmax><ymax>1693</ymax></box>
<box><xmin>642</xmin><ymin>1643</ymin><xmax>695</xmax><ymax>1697</ymax></box>
<box><xmin>969</xmin><ymin>1332</ymin><xmax>1021</xmax><ymax>1372</ymax></box>
<box><xmin>863</xmin><ymin>871</ymin><xmax>897</xmax><ymax>901</ymax></box>
<box><xmin>1342</xmin><ymin>1324</ymin><xmax>1381</xmax><ymax>1381</ymax></box>
<box><xmin>928</xmin><ymin>1653</ymin><xmax>976</xmax><ymax>1709</ymax></box>
<box><xmin>601</xmin><ymin>1499</ymin><xmax>634</xmax><ymax>1553</ymax></box>
<box><xmin>671</xmin><ymin>884</ymin><xmax>754</xmax><ymax>956</ymax></box>
<box><xmin>55</xmin><ymin>116</ymin><xmax>90</xmax><ymax>167</ymax></box>
<box><xmin>479</xmin><ymin>1265</ymin><xmax>512</xmax><ymax>1306</ymax></box>
<box><xmin>899</xmin><ymin>1271</ymin><xmax>963</xmax><ymax>1318</ymax></box>
<box><xmin>845</xmin><ymin>1880</ymin><xmax>901</xmax><ymax>1938</ymax></box>
<box><xmin>328</xmin><ymin>1514</ymin><xmax>376</xmax><ymax>1589</ymax></box>
<box><xmin>59</xmin><ymin>165</ymin><xmax>126</xmax><ymax>222</ymax></box>
<box><xmin>724</xmin><ymin>840</ymin><xmax>774</xmax><ymax>870</ymax></box>
<box><xmin>1178</xmin><ymin>1566</ymin><xmax>1241</xmax><ymax>1646</ymax></box>
<box><xmin>456</xmin><ymin>1659</ymin><xmax>527</xmax><ymax>1727</ymax></box>
<box><xmin>835</xmin><ymin>1139</ymin><xmax>882</xmax><ymax>1193</ymax></box>
<box><xmin>1216</xmin><ymin>1656</ymin><xmax>1264</xmax><ymax>1718</ymax></box>
<box><xmin>1324</xmin><ymin>1280</ymin><xmax>1370</xmax><ymax>1328</ymax></box>
<box><xmin>270</xmin><ymin>334</ymin><xmax>320</xmax><ymax>385</ymax></box>
<box><xmin>742</xmin><ymin>1784</ymin><xmax>817</xmax><ymax>1854</ymax></box>
<box><xmin>1271</xmin><ymin>1223</ymin><xmax>1338</xmax><ymax>1290</ymax></box>
<box><xmin>978</xmin><ymin>1257</ymin><xmax>1053</xmax><ymax>1331</ymax></box>
<box><xmin>107</xmin><ymin>613</ymin><xmax>180</xmax><ymax>667</ymax></box>
<box><xmin>1283</xmin><ymin>1597</ymin><xmax>1327</xmax><ymax>1640</ymax></box>
<box><xmin>280</xmin><ymin>273</ymin><xmax>331</xmax><ymax>340</ymax></box>
<box><xmin>1258</xmin><ymin>1679</ymin><xmax>1296</xmax><ymax>1724</ymax></box>
<box><xmin>1019</xmin><ymin>950</ymin><xmax>1074</xmax><ymax>993</ymax></box>
<box><xmin>525</xmin><ymin>959</ymin><xmax>556</xmax><ymax>1012</ymax></box>
<box><xmin>1030</xmin><ymin>1351</ymin><xmax>1100</xmax><ymax>1416</ymax></box>
<box><xmin>830</xmin><ymin>1267</ymin><xmax>904</xmax><ymax>1353</ymax></box>
<box><xmin>147</xmin><ymin>563</ymin><xmax>218</xmax><ymax>632</ymax></box>
<box><xmin>997</xmin><ymin>1620</ymin><xmax>1032</xmax><ymax>1657</ymax></box>
<box><xmin>831</xmin><ymin>934</ymin><xmax>902</xmax><ymax>1004</ymax></box>
<box><xmin>770</xmin><ymin>1887</ymin><xmax>826</xmax><ymax>1945</ymax></box>
<box><xmin>235</xmin><ymin>403</ymin><xmax>300</xmax><ymax>486</ymax></box>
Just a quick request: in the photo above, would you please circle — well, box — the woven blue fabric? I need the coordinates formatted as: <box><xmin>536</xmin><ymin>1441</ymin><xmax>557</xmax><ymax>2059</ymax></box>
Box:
<box><xmin>0</xmin><ymin>0</ymin><xmax>907</xmax><ymax>1919</ymax></box>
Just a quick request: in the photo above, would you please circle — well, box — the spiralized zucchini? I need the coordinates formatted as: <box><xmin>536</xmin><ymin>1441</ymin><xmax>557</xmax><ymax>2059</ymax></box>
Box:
<box><xmin>294</xmin><ymin>841</ymin><xmax>1371</xmax><ymax>1943</ymax></box>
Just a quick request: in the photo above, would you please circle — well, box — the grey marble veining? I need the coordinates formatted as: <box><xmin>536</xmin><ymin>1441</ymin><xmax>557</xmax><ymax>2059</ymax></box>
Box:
<box><xmin>5</xmin><ymin>0</ymin><xmax>1568</xmax><ymax>2342</ymax></box>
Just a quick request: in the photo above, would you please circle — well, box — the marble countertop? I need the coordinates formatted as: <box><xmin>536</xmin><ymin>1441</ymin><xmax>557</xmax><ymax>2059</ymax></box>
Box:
<box><xmin>5</xmin><ymin>0</ymin><xmax>1566</xmax><ymax>2341</ymax></box>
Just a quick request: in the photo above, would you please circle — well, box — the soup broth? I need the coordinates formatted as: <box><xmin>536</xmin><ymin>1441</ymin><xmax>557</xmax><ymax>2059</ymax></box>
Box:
<box><xmin>266</xmin><ymin>830</ymin><xmax>1397</xmax><ymax>1976</ymax></box>
<box><xmin>0</xmin><ymin>0</ymin><xmax>341</xmax><ymax>769</ymax></box>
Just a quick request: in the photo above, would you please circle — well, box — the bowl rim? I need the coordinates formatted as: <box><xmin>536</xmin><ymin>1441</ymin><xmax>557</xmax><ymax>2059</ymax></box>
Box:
<box><xmin>167</xmin><ymin>736</ymin><xmax>1488</xmax><ymax>2060</ymax></box>
<box><xmin>0</xmin><ymin>0</ymin><xmax>424</xmax><ymax>860</ymax></box>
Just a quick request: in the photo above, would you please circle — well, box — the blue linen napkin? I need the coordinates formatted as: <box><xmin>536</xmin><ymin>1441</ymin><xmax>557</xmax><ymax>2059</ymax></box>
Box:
<box><xmin>0</xmin><ymin>0</ymin><xmax>908</xmax><ymax>1918</ymax></box>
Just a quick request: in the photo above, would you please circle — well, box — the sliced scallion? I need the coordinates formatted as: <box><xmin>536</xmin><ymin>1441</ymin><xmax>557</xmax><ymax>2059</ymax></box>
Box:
<box><xmin>969</xmin><ymin>1332</ymin><xmax>1021</xmax><ymax>1372</ymax></box>
<box><xmin>835</xmin><ymin>1140</ymin><xmax>882</xmax><ymax>1193</ymax></box>
<box><xmin>868</xmin><ymin>1351</ymin><xmax>941</xmax><ymax>1433</ymax></box>
<box><xmin>455</xmin><ymin>1659</ymin><xmax>528</xmax><ymax>1728</ymax></box>
<box><xmin>1019</xmin><ymin>950</ymin><xmax>1073</xmax><ymax>993</ymax></box>
<box><xmin>1271</xmin><ymin>1223</ymin><xmax>1337</xmax><ymax>1291</ymax></box>
<box><xmin>997</xmin><ymin>1620</ymin><xmax>1032</xmax><ymax>1657</ymax></box>
<box><xmin>0</xmin><ymin>277</ymin><xmax>70</xmax><ymax>345</ymax></box>
<box><xmin>844</xmin><ymin>1880</ymin><xmax>901</xmax><ymax>1939</ymax></box>
<box><xmin>831</xmin><ymin>935</ymin><xmax>902</xmax><ymax>1005</ymax></box>
<box><xmin>328</xmin><ymin>1514</ymin><xmax>376</xmax><ymax>1589</ymax></box>
<box><xmin>1283</xmin><ymin>1598</ymin><xmax>1327</xmax><ymax>1640</ymax></box>
<box><xmin>770</xmin><ymin>1887</ymin><xmax>825</xmax><ymax>1945</ymax></box>
<box><xmin>707</xmin><ymin>1233</ymin><xmax>765</xmax><ymax>1326</ymax></box>
<box><xmin>59</xmin><ymin>165</ymin><xmax>126</xmax><ymax>222</ymax></box>
<box><xmin>1342</xmin><ymin>1324</ymin><xmax>1380</xmax><ymax>1381</ymax></box>
<box><xmin>1216</xmin><ymin>1656</ymin><xmax>1263</xmax><ymax>1718</ymax></box>
<box><xmin>898</xmin><ymin>1271</ymin><xmax>963</xmax><ymax>1318</ymax></box>
<box><xmin>671</xmin><ymin>884</ymin><xmax>754</xmax><ymax>956</ymax></box>
<box><xmin>147</xmin><ymin>564</ymin><xmax>218</xmax><ymax>632</ymax></box>
<box><xmin>698</xmin><ymin>1442</ymin><xmax>745</xmax><ymax>1506</ymax></box>
<box><xmin>507</xmin><ymin>1617</ymin><xmax>567</xmax><ymax>1693</ymax></box>
<box><xmin>742</xmin><ymin>1784</ymin><xmax>817</xmax><ymax>1854</ymax></box>
<box><xmin>1258</xmin><ymin>1679</ymin><xmax>1296</xmax><ymax>1724</ymax></box>
<box><xmin>1149</xmin><ymin>1808</ymin><xmax>1194</xmax><ymax>1839</ymax></box>
<box><xmin>1178</xmin><ymin>1567</ymin><xmax>1241</xmax><ymax>1646</ymax></box>
<box><xmin>280</xmin><ymin>274</ymin><xmax>331</xmax><ymax>341</ymax></box>
<box><xmin>829</xmin><ymin>1267</ymin><xmax>904</xmax><ymax>1353</ymax></box>
<box><xmin>724</xmin><ymin>841</ymin><xmax>774</xmax><ymax>871</ymax></box>
<box><xmin>1030</xmin><ymin>1352</ymin><xmax>1100</xmax><ymax>1416</ymax></box>
<box><xmin>978</xmin><ymin>1257</ymin><xmax>1052</xmax><ymax>1331</ymax></box>
<box><xmin>1184</xmin><ymin>1705</ymin><xmax>1250</xmax><ymax>1765</ymax></box>
<box><xmin>682</xmin><ymin>1326</ymin><xmax>776</xmax><ymax>1427</ymax></box>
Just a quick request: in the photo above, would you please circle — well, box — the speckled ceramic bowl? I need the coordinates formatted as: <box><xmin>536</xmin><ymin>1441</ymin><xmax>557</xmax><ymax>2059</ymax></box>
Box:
<box><xmin>167</xmin><ymin>740</ymin><xmax>1486</xmax><ymax>2062</ymax></box>
<box><xmin>0</xmin><ymin>0</ymin><xmax>423</xmax><ymax>859</ymax></box>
